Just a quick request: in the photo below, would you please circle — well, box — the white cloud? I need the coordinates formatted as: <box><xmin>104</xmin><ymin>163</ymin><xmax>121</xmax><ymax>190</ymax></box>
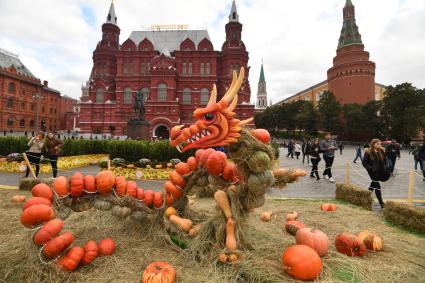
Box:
<box><xmin>0</xmin><ymin>0</ymin><xmax>424</xmax><ymax>102</ymax></box>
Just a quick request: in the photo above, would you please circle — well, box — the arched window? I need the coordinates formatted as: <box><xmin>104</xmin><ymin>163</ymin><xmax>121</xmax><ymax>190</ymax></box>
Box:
<box><xmin>124</xmin><ymin>87</ymin><xmax>132</xmax><ymax>104</ymax></box>
<box><xmin>182</xmin><ymin>88</ymin><xmax>191</xmax><ymax>104</ymax></box>
<box><xmin>200</xmin><ymin>88</ymin><xmax>209</xmax><ymax>105</ymax></box>
<box><xmin>96</xmin><ymin>88</ymin><xmax>104</xmax><ymax>103</ymax></box>
<box><xmin>233</xmin><ymin>12</ymin><xmax>237</xmax><ymax>20</ymax></box>
<box><xmin>158</xmin><ymin>83</ymin><xmax>167</xmax><ymax>101</ymax></box>
<box><xmin>6</xmin><ymin>98</ymin><xmax>13</xmax><ymax>108</ymax></box>
<box><xmin>19</xmin><ymin>119</ymin><xmax>25</xmax><ymax>128</ymax></box>
<box><xmin>141</xmin><ymin>88</ymin><xmax>150</xmax><ymax>100</ymax></box>
<box><xmin>7</xmin><ymin>117</ymin><xmax>13</xmax><ymax>127</ymax></box>
<box><xmin>30</xmin><ymin>120</ymin><xmax>35</xmax><ymax>128</ymax></box>
<box><xmin>8</xmin><ymin>82</ymin><xmax>16</xmax><ymax>93</ymax></box>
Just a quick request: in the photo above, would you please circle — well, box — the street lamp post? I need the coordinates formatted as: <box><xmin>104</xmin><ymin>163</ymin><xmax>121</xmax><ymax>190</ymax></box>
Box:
<box><xmin>32</xmin><ymin>93</ymin><xmax>44</xmax><ymax>132</ymax></box>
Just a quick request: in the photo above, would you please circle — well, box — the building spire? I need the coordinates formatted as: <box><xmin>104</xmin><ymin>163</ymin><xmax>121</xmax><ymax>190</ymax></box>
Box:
<box><xmin>337</xmin><ymin>0</ymin><xmax>362</xmax><ymax>49</ymax></box>
<box><xmin>259</xmin><ymin>61</ymin><xmax>266</xmax><ymax>83</ymax></box>
<box><xmin>229</xmin><ymin>0</ymin><xmax>239</xmax><ymax>22</ymax></box>
<box><xmin>106</xmin><ymin>0</ymin><xmax>117</xmax><ymax>25</ymax></box>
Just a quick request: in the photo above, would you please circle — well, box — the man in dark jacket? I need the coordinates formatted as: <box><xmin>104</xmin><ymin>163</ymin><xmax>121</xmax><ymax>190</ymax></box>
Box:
<box><xmin>419</xmin><ymin>142</ymin><xmax>425</xmax><ymax>181</ymax></box>
<box><xmin>320</xmin><ymin>133</ymin><xmax>337</xmax><ymax>183</ymax></box>
<box><xmin>385</xmin><ymin>140</ymin><xmax>400</xmax><ymax>176</ymax></box>
<box><xmin>302</xmin><ymin>139</ymin><xmax>311</xmax><ymax>164</ymax></box>
<box><xmin>287</xmin><ymin>139</ymin><xmax>294</xmax><ymax>158</ymax></box>
<box><xmin>353</xmin><ymin>144</ymin><xmax>363</xmax><ymax>163</ymax></box>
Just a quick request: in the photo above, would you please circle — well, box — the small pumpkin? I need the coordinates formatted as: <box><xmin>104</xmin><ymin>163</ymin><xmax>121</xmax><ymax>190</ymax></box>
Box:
<box><xmin>188</xmin><ymin>224</ymin><xmax>202</xmax><ymax>237</ymax></box>
<box><xmin>98</xmin><ymin>238</ymin><xmax>115</xmax><ymax>256</ymax></box>
<box><xmin>169</xmin><ymin>215</ymin><xmax>193</xmax><ymax>233</ymax></box>
<box><xmin>57</xmin><ymin>246</ymin><xmax>84</xmax><ymax>271</ymax></box>
<box><xmin>218</xmin><ymin>253</ymin><xmax>228</xmax><ymax>263</ymax></box>
<box><xmin>286</xmin><ymin>211</ymin><xmax>298</xmax><ymax>221</ymax></box>
<box><xmin>144</xmin><ymin>190</ymin><xmax>154</xmax><ymax>206</ymax></box>
<box><xmin>226</xmin><ymin>218</ymin><xmax>237</xmax><ymax>251</ymax></box>
<box><xmin>153</xmin><ymin>192</ymin><xmax>164</xmax><ymax>208</ymax></box>
<box><xmin>250</xmin><ymin>129</ymin><xmax>271</xmax><ymax>144</ymax></box>
<box><xmin>165</xmin><ymin>193</ymin><xmax>174</xmax><ymax>206</ymax></box>
<box><xmin>142</xmin><ymin>261</ymin><xmax>176</xmax><ymax>283</ymax></box>
<box><xmin>22</xmin><ymin>197</ymin><xmax>51</xmax><ymax>211</ymax></box>
<box><xmin>111</xmin><ymin>205</ymin><xmax>131</xmax><ymax>219</ymax></box>
<box><xmin>187</xmin><ymin>156</ymin><xmax>198</xmax><ymax>170</ymax></box>
<box><xmin>295</xmin><ymin>228</ymin><xmax>329</xmax><ymax>256</ymax></box>
<box><xmin>83</xmin><ymin>175</ymin><xmax>96</xmax><ymax>193</ymax></box>
<box><xmin>214</xmin><ymin>190</ymin><xmax>232</xmax><ymax>219</ymax></box>
<box><xmin>95</xmin><ymin>170</ymin><xmax>115</xmax><ymax>195</ymax></box>
<box><xmin>127</xmin><ymin>164</ymin><xmax>135</xmax><ymax>169</ymax></box>
<box><xmin>165</xmin><ymin>207</ymin><xmax>177</xmax><ymax>219</ymax></box>
<box><xmin>175</xmin><ymin>162</ymin><xmax>192</xmax><ymax>176</ymax></box>
<box><xmin>247</xmin><ymin>170</ymin><xmax>275</xmax><ymax>195</ymax></box>
<box><xmin>53</xmin><ymin>176</ymin><xmax>69</xmax><ymax>197</ymax></box>
<box><xmin>273</xmin><ymin>168</ymin><xmax>289</xmax><ymax>178</ymax></box>
<box><xmin>335</xmin><ymin>232</ymin><xmax>366</xmax><ymax>257</ymax></box>
<box><xmin>11</xmin><ymin>195</ymin><xmax>26</xmax><ymax>203</ymax></box>
<box><xmin>164</xmin><ymin>181</ymin><xmax>183</xmax><ymax>200</ymax></box>
<box><xmin>20</xmin><ymin>204</ymin><xmax>55</xmax><ymax>227</ymax></box>
<box><xmin>169</xmin><ymin>171</ymin><xmax>186</xmax><ymax>188</ymax></box>
<box><xmin>260</xmin><ymin>211</ymin><xmax>272</xmax><ymax>222</ymax></box>
<box><xmin>285</xmin><ymin>220</ymin><xmax>306</xmax><ymax>236</ymax></box>
<box><xmin>320</xmin><ymin>203</ymin><xmax>337</xmax><ymax>211</ymax></box>
<box><xmin>222</xmin><ymin>161</ymin><xmax>239</xmax><ymax>182</ymax></box>
<box><xmin>69</xmin><ymin>172</ymin><xmax>84</xmax><ymax>197</ymax></box>
<box><xmin>81</xmin><ymin>240</ymin><xmax>98</xmax><ymax>265</ymax></box>
<box><xmin>228</xmin><ymin>253</ymin><xmax>238</xmax><ymax>262</ymax></box>
<box><xmin>281</xmin><ymin>245</ymin><xmax>322</xmax><ymax>281</ymax></box>
<box><xmin>363</xmin><ymin>234</ymin><xmax>383</xmax><ymax>251</ymax></box>
<box><xmin>126</xmin><ymin>181</ymin><xmax>137</xmax><ymax>198</ymax></box>
<box><xmin>195</xmin><ymin>148</ymin><xmax>215</xmax><ymax>166</ymax></box>
<box><xmin>136</xmin><ymin>188</ymin><xmax>145</xmax><ymax>201</ymax></box>
<box><xmin>93</xmin><ymin>198</ymin><xmax>113</xmax><ymax>211</ymax></box>
<box><xmin>42</xmin><ymin>231</ymin><xmax>75</xmax><ymax>259</ymax></box>
<box><xmin>114</xmin><ymin>176</ymin><xmax>127</xmax><ymax>197</ymax></box>
<box><xmin>131</xmin><ymin>210</ymin><xmax>146</xmax><ymax>222</ymax></box>
<box><xmin>34</xmin><ymin>219</ymin><xmax>64</xmax><ymax>246</ymax></box>
<box><xmin>247</xmin><ymin>151</ymin><xmax>271</xmax><ymax>174</ymax></box>
<box><xmin>205</xmin><ymin>151</ymin><xmax>227</xmax><ymax>176</ymax></box>
<box><xmin>32</xmin><ymin>183</ymin><xmax>53</xmax><ymax>200</ymax></box>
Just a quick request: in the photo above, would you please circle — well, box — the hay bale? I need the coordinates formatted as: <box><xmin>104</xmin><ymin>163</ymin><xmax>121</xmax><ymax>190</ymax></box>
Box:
<box><xmin>335</xmin><ymin>183</ymin><xmax>372</xmax><ymax>210</ymax></box>
<box><xmin>384</xmin><ymin>201</ymin><xmax>425</xmax><ymax>233</ymax></box>
<box><xmin>19</xmin><ymin>177</ymin><xmax>54</xmax><ymax>191</ymax></box>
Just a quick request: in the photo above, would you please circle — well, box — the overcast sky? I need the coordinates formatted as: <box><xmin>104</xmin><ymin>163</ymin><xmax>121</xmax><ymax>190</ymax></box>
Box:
<box><xmin>1</xmin><ymin>0</ymin><xmax>424</xmax><ymax>103</ymax></box>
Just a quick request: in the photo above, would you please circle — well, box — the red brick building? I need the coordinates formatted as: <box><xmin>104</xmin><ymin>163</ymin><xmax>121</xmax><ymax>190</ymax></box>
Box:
<box><xmin>60</xmin><ymin>95</ymin><xmax>79</xmax><ymax>131</ymax></box>
<box><xmin>78</xmin><ymin>1</ymin><xmax>254</xmax><ymax>138</ymax></box>
<box><xmin>0</xmin><ymin>48</ymin><xmax>77</xmax><ymax>133</ymax></box>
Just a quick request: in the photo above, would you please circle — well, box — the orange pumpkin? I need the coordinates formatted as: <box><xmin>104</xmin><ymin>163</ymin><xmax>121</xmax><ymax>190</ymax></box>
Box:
<box><xmin>81</xmin><ymin>240</ymin><xmax>98</xmax><ymax>265</ymax></box>
<box><xmin>11</xmin><ymin>195</ymin><xmax>26</xmax><ymax>203</ymax></box>
<box><xmin>320</xmin><ymin>203</ymin><xmax>337</xmax><ymax>212</ymax></box>
<box><xmin>34</xmin><ymin>219</ymin><xmax>64</xmax><ymax>246</ymax></box>
<box><xmin>165</xmin><ymin>193</ymin><xmax>174</xmax><ymax>206</ymax></box>
<box><xmin>169</xmin><ymin>171</ymin><xmax>186</xmax><ymax>188</ymax></box>
<box><xmin>114</xmin><ymin>176</ymin><xmax>127</xmax><ymax>197</ymax></box>
<box><xmin>126</xmin><ymin>181</ymin><xmax>137</xmax><ymax>198</ymax></box>
<box><xmin>69</xmin><ymin>172</ymin><xmax>85</xmax><ymax>197</ymax></box>
<box><xmin>153</xmin><ymin>192</ymin><xmax>164</xmax><ymax>208</ymax></box>
<box><xmin>363</xmin><ymin>234</ymin><xmax>383</xmax><ymax>251</ymax></box>
<box><xmin>295</xmin><ymin>228</ymin><xmax>329</xmax><ymax>257</ymax></box>
<box><xmin>205</xmin><ymin>151</ymin><xmax>227</xmax><ymax>176</ymax></box>
<box><xmin>281</xmin><ymin>245</ymin><xmax>322</xmax><ymax>281</ymax></box>
<box><xmin>95</xmin><ymin>170</ymin><xmax>115</xmax><ymax>195</ymax></box>
<box><xmin>187</xmin><ymin>156</ymin><xmax>198</xmax><ymax>170</ymax></box>
<box><xmin>20</xmin><ymin>204</ymin><xmax>55</xmax><ymax>227</ymax></box>
<box><xmin>175</xmin><ymin>162</ymin><xmax>192</xmax><ymax>176</ymax></box>
<box><xmin>335</xmin><ymin>232</ymin><xmax>366</xmax><ymax>257</ymax></box>
<box><xmin>164</xmin><ymin>181</ymin><xmax>183</xmax><ymax>200</ymax></box>
<box><xmin>136</xmin><ymin>188</ymin><xmax>145</xmax><ymax>201</ymax></box>
<box><xmin>57</xmin><ymin>246</ymin><xmax>84</xmax><ymax>271</ymax></box>
<box><xmin>250</xmin><ymin>129</ymin><xmax>271</xmax><ymax>144</ymax></box>
<box><xmin>22</xmin><ymin>197</ymin><xmax>51</xmax><ymax>211</ymax></box>
<box><xmin>53</xmin><ymin>176</ymin><xmax>68</xmax><ymax>197</ymax></box>
<box><xmin>164</xmin><ymin>207</ymin><xmax>177</xmax><ymax>219</ymax></box>
<box><xmin>222</xmin><ymin>161</ymin><xmax>238</xmax><ymax>182</ymax></box>
<box><xmin>83</xmin><ymin>175</ymin><xmax>96</xmax><ymax>193</ymax></box>
<box><xmin>144</xmin><ymin>190</ymin><xmax>154</xmax><ymax>206</ymax></box>
<box><xmin>42</xmin><ymin>232</ymin><xmax>75</xmax><ymax>259</ymax></box>
<box><xmin>142</xmin><ymin>261</ymin><xmax>176</xmax><ymax>283</ymax></box>
<box><xmin>32</xmin><ymin>183</ymin><xmax>53</xmax><ymax>200</ymax></box>
<box><xmin>285</xmin><ymin>220</ymin><xmax>306</xmax><ymax>236</ymax></box>
<box><xmin>98</xmin><ymin>238</ymin><xmax>115</xmax><ymax>256</ymax></box>
<box><xmin>286</xmin><ymin>211</ymin><xmax>298</xmax><ymax>221</ymax></box>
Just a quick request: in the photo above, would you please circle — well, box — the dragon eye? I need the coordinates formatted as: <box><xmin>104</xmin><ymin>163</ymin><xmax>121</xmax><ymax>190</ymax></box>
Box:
<box><xmin>204</xmin><ymin>113</ymin><xmax>214</xmax><ymax>121</ymax></box>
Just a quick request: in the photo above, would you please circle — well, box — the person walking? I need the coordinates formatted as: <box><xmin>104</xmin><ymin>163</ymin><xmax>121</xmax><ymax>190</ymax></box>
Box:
<box><xmin>412</xmin><ymin>144</ymin><xmax>421</xmax><ymax>171</ymax></box>
<box><xmin>418</xmin><ymin>142</ymin><xmax>425</xmax><ymax>181</ymax></box>
<box><xmin>302</xmin><ymin>139</ymin><xmax>311</xmax><ymax>164</ymax></box>
<box><xmin>309</xmin><ymin>138</ymin><xmax>321</xmax><ymax>180</ymax></box>
<box><xmin>45</xmin><ymin>132</ymin><xmax>64</xmax><ymax>178</ymax></box>
<box><xmin>362</xmin><ymin>139</ymin><xmax>389</xmax><ymax>208</ymax></box>
<box><xmin>385</xmin><ymin>139</ymin><xmax>400</xmax><ymax>176</ymax></box>
<box><xmin>24</xmin><ymin>132</ymin><xmax>45</xmax><ymax>178</ymax></box>
<box><xmin>320</xmin><ymin>132</ymin><xmax>337</xmax><ymax>183</ymax></box>
<box><xmin>287</xmin><ymin>139</ymin><xmax>294</xmax><ymax>158</ymax></box>
<box><xmin>353</xmin><ymin>144</ymin><xmax>363</xmax><ymax>163</ymax></box>
<box><xmin>338</xmin><ymin>142</ymin><xmax>344</xmax><ymax>155</ymax></box>
<box><xmin>294</xmin><ymin>142</ymin><xmax>301</xmax><ymax>159</ymax></box>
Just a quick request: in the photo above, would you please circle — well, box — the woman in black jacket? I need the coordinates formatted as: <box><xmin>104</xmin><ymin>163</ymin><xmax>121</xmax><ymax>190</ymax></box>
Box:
<box><xmin>309</xmin><ymin>138</ymin><xmax>321</xmax><ymax>181</ymax></box>
<box><xmin>362</xmin><ymin>139</ymin><xmax>387</xmax><ymax>208</ymax></box>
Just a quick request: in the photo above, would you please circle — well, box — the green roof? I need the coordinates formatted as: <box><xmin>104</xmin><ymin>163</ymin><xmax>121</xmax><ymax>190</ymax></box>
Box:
<box><xmin>338</xmin><ymin>0</ymin><xmax>363</xmax><ymax>49</ymax></box>
<box><xmin>345</xmin><ymin>0</ymin><xmax>353</xmax><ymax>7</ymax></box>
<box><xmin>259</xmin><ymin>63</ymin><xmax>265</xmax><ymax>83</ymax></box>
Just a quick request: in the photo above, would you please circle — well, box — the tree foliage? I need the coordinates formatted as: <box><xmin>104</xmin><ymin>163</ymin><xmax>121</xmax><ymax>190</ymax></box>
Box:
<box><xmin>317</xmin><ymin>91</ymin><xmax>341</xmax><ymax>133</ymax></box>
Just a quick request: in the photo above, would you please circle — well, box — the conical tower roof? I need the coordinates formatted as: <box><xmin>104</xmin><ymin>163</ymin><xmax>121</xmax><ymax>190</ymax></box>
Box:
<box><xmin>337</xmin><ymin>0</ymin><xmax>362</xmax><ymax>49</ymax></box>
<box><xmin>259</xmin><ymin>62</ymin><xmax>266</xmax><ymax>83</ymax></box>
<box><xmin>106</xmin><ymin>1</ymin><xmax>117</xmax><ymax>25</ymax></box>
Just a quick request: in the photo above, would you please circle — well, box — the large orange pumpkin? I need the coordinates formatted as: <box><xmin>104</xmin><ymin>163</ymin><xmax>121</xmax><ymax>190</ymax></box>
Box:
<box><xmin>205</xmin><ymin>151</ymin><xmax>227</xmax><ymax>176</ymax></box>
<box><xmin>169</xmin><ymin>171</ymin><xmax>186</xmax><ymax>188</ymax></box>
<box><xmin>165</xmin><ymin>193</ymin><xmax>174</xmax><ymax>206</ymax></box>
<box><xmin>320</xmin><ymin>203</ymin><xmax>337</xmax><ymax>211</ymax></box>
<box><xmin>250</xmin><ymin>129</ymin><xmax>271</xmax><ymax>144</ymax></box>
<box><xmin>281</xmin><ymin>245</ymin><xmax>322</xmax><ymax>281</ymax></box>
<box><xmin>53</xmin><ymin>176</ymin><xmax>68</xmax><ymax>197</ymax></box>
<box><xmin>42</xmin><ymin>231</ymin><xmax>75</xmax><ymax>259</ymax></box>
<box><xmin>98</xmin><ymin>238</ymin><xmax>115</xmax><ymax>256</ymax></box>
<box><xmin>142</xmin><ymin>261</ymin><xmax>176</xmax><ymax>283</ymax></box>
<box><xmin>175</xmin><ymin>162</ymin><xmax>192</xmax><ymax>176</ymax></box>
<box><xmin>144</xmin><ymin>190</ymin><xmax>154</xmax><ymax>206</ymax></box>
<box><xmin>126</xmin><ymin>181</ymin><xmax>137</xmax><ymax>198</ymax></box>
<box><xmin>57</xmin><ymin>246</ymin><xmax>84</xmax><ymax>271</ymax></box>
<box><xmin>83</xmin><ymin>175</ymin><xmax>96</xmax><ymax>193</ymax></box>
<box><xmin>69</xmin><ymin>172</ymin><xmax>85</xmax><ymax>197</ymax></box>
<box><xmin>295</xmin><ymin>228</ymin><xmax>329</xmax><ymax>257</ymax></box>
<box><xmin>136</xmin><ymin>188</ymin><xmax>145</xmax><ymax>201</ymax></box>
<box><xmin>164</xmin><ymin>181</ymin><xmax>183</xmax><ymax>200</ymax></box>
<box><xmin>34</xmin><ymin>219</ymin><xmax>64</xmax><ymax>246</ymax></box>
<box><xmin>20</xmin><ymin>204</ymin><xmax>55</xmax><ymax>227</ymax></box>
<box><xmin>22</xmin><ymin>197</ymin><xmax>51</xmax><ymax>211</ymax></box>
<box><xmin>81</xmin><ymin>240</ymin><xmax>98</xmax><ymax>265</ymax></box>
<box><xmin>187</xmin><ymin>156</ymin><xmax>198</xmax><ymax>170</ymax></box>
<box><xmin>95</xmin><ymin>170</ymin><xmax>115</xmax><ymax>195</ymax></box>
<box><xmin>153</xmin><ymin>192</ymin><xmax>164</xmax><ymax>208</ymax></box>
<box><xmin>222</xmin><ymin>161</ymin><xmax>238</xmax><ymax>182</ymax></box>
<box><xmin>285</xmin><ymin>220</ymin><xmax>306</xmax><ymax>236</ymax></box>
<box><xmin>32</xmin><ymin>183</ymin><xmax>53</xmax><ymax>200</ymax></box>
<box><xmin>335</xmin><ymin>232</ymin><xmax>366</xmax><ymax>257</ymax></box>
<box><xmin>114</xmin><ymin>176</ymin><xmax>127</xmax><ymax>197</ymax></box>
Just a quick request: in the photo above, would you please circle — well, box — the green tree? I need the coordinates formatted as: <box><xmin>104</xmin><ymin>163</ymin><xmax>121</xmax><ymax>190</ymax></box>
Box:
<box><xmin>317</xmin><ymin>91</ymin><xmax>342</xmax><ymax>133</ymax></box>
<box><xmin>295</xmin><ymin>101</ymin><xmax>318</xmax><ymax>136</ymax></box>
<box><xmin>361</xmin><ymin>100</ymin><xmax>384</xmax><ymax>139</ymax></box>
<box><xmin>342</xmin><ymin>103</ymin><xmax>365</xmax><ymax>139</ymax></box>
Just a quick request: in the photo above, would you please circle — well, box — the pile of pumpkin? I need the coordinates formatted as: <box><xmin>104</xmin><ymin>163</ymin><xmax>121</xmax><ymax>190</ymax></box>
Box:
<box><xmin>19</xmin><ymin>183</ymin><xmax>116</xmax><ymax>271</ymax></box>
<box><xmin>259</xmin><ymin>203</ymin><xmax>384</xmax><ymax>281</ymax></box>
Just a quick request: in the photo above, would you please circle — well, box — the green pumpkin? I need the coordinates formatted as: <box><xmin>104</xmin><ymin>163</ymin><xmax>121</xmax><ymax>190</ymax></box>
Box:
<box><xmin>247</xmin><ymin>170</ymin><xmax>275</xmax><ymax>196</ymax></box>
<box><xmin>93</xmin><ymin>198</ymin><xmax>113</xmax><ymax>211</ymax></box>
<box><xmin>130</xmin><ymin>210</ymin><xmax>146</xmax><ymax>222</ymax></box>
<box><xmin>247</xmin><ymin>151</ymin><xmax>271</xmax><ymax>174</ymax></box>
<box><xmin>112</xmin><ymin>205</ymin><xmax>131</xmax><ymax>219</ymax></box>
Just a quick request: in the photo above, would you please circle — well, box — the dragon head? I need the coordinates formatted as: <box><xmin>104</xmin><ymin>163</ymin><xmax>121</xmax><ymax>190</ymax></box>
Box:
<box><xmin>170</xmin><ymin>67</ymin><xmax>253</xmax><ymax>152</ymax></box>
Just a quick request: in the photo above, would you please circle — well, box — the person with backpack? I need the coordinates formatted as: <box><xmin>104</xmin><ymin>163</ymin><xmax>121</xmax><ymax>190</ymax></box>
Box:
<box><xmin>309</xmin><ymin>138</ymin><xmax>321</xmax><ymax>181</ymax></box>
<box><xmin>362</xmin><ymin>139</ymin><xmax>389</xmax><ymax>208</ymax></box>
<box><xmin>353</xmin><ymin>144</ymin><xmax>363</xmax><ymax>163</ymax></box>
<box><xmin>320</xmin><ymin>132</ymin><xmax>337</xmax><ymax>183</ymax></box>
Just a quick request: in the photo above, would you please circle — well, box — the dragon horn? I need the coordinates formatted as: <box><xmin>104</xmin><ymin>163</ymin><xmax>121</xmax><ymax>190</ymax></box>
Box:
<box><xmin>239</xmin><ymin>117</ymin><xmax>253</xmax><ymax>126</ymax></box>
<box><xmin>221</xmin><ymin>67</ymin><xmax>245</xmax><ymax>105</ymax></box>
<box><xmin>207</xmin><ymin>84</ymin><xmax>218</xmax><ymax>107</ymax></box>
<box><xmin>226</xmin><ymin>95</ymin><xmax>238</xmax><ymax>112</ymax></box>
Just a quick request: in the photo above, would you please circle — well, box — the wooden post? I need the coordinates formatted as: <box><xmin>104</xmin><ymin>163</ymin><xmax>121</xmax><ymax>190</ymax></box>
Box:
<box><xmin>407</xmin><ymin>171</ymin><xmax>415</xmax><ymax>206</ymax></box>
<box><xmin>22</xmin><ymin>153</ymin><xmax>37</xmax><ymax>179</ymax></box>
<box><xmin>107</xmin><ymin>159</ymin><xmax>111</xmax><ymax>171</ymax></box>
<box><xmin>344</xmin><ymin>161</ymin><xmax>350</xmax><ymax>185</ymax></box>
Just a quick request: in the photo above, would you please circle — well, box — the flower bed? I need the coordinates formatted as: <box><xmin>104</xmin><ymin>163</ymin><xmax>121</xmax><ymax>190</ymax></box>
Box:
<box><xmin>109</xmin><ymin>167</ymin><xmax>172</xmax><ymax>180</ymax></box>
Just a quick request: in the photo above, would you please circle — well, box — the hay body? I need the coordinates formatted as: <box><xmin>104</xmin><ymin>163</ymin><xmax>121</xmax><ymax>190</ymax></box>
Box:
<box><xmin>383</xmin><ymin>201</ymin><xmax>425</xmax><ymax>233</ymax></box>
<box><xmin>19</xmin><ymin>177</ymin><xmax>54</xmax><ymax>191</ymax></box>
<box><xmin>335</xmin><ymin>183</ymin><xmax>373</xmax><ymax>210</ymax></box>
